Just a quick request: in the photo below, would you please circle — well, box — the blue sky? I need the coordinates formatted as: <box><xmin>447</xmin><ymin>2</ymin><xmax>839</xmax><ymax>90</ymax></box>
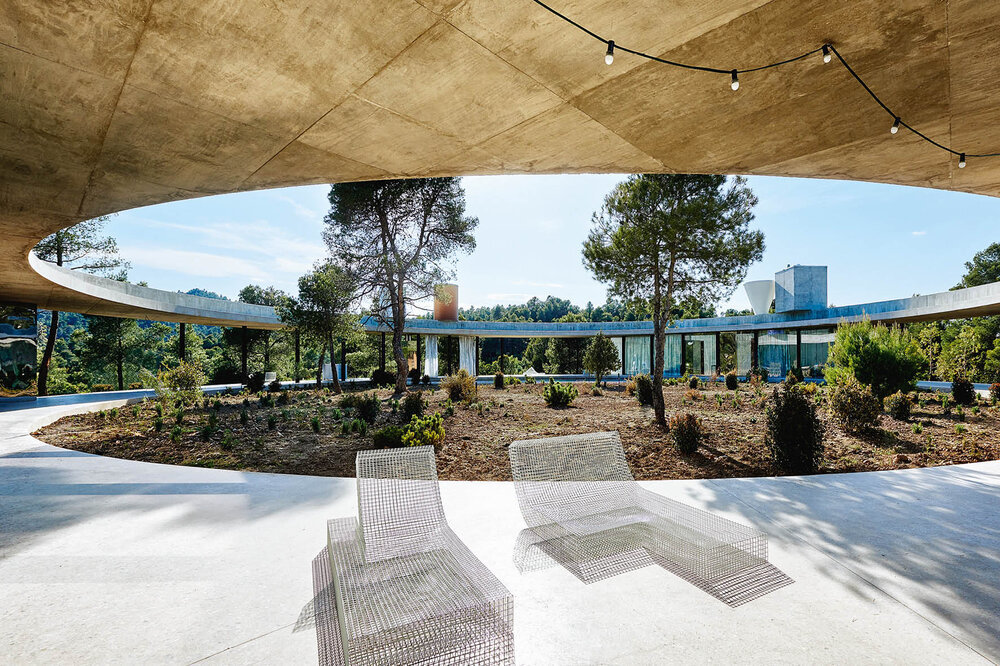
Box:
<box><xmin>106</xmin><ymin>175</ymin><xmax>999</xmax><ymax>314</ymax></box>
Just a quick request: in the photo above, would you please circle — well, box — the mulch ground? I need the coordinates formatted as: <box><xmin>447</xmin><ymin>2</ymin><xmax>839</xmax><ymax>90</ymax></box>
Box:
<box><xmin>35</xmin><ymin>382</ymin><xmax>1000</xmax><ymax>481</ymax></box>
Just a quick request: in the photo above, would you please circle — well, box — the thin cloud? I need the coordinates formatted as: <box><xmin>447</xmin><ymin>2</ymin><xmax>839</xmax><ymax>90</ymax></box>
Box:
<box><xmin>912</xmin><ymin>230</ymin><xmax>927</xmax><ymax>236</ymax></box>
<box><xmin>119</xmin><ymin>246</ymin><xmax>270</xmax><ymax>281</ymax></box>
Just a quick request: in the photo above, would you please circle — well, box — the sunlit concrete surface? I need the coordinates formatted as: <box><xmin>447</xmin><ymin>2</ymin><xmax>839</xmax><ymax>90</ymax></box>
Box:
<box><xmin>2</xmin><ymin>399</ymin><xmax>999</xmax><ymax>664</ymax></box>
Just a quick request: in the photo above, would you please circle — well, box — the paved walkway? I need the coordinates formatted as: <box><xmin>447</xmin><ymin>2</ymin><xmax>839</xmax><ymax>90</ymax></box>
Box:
<box><xmin>2</xmin><ymin>399</ymin><xmax>999</xmax><ymax>664</ymax></box>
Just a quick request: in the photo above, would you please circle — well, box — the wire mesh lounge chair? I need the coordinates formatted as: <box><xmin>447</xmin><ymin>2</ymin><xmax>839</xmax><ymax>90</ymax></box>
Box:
<box><xmin>509</xmin><ymin>431</ymin><xmax>792</xmax><ymax>606</ymax></box>
<box><xmin>319</xmin><ymin>446</ymin><xmax>514</xmax><ymax>666</ymax></box>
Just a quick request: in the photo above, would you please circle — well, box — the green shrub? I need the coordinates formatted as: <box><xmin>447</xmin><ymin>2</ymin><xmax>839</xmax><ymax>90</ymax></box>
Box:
<box><xmin>955</xmin><ymin>423</ymin><xmax>966</xmax><ymax>435</ymax></box>
<box><xmin>91</xmin><ymin>384</ymin><xmax>113</xmax><ymax>392</ymax></box>
<box><xmin>268</xmin><ymin>379</ymin><xmax>282</xmax><ymax>393</ymax></box>
<box><xmin>505</xmin><ymin>376</ymin><xmax>522</xmax><ymax>386</ymax></box>
<box><xmin>543</xmin><ymin>379</ymin><xmax>578</xmax><ymax>408</ymax></box>
<box><xmin>108</xmin><ymin>407</ymin><xmax>119</xmax><ymax>419</ymax></box>
<box><xmin>745</xmin><ymin>367</ymin><xmax>768</xmax><ymax>384</ymax></box>
<box><xmin>402</xmin><ymin>413</ymin><xmax>446</xmax><ymax>448</ymax></box>
<box><xmin>221</xmin><ymin>429</ymin><xmax>235</xmax><ymax>450</ymax></box>
<box><xmin>765</xmin><ymin>386</ymin><xmax>825</xmax><ymax>474</ymax></box>
<box><xmin>494</xmin><ymin>372</ymin><xmax>505</xmax><ymax>389</ymax></box>
<box><xmin>170</xmin><ymin>426</ymin><xmax>182</xmax><ymax>443</ymax></box>
<box><xmin>310</xmin><ymin>415</ymin><xmax>321</xmax><ymax>433</ymax></box>
<box><xmin>669</xmin><ymin>413</ymin><xmax>703</xmax><ymax>454</ymax></box>
<box><xmin>153</xmin><ymin>417</ymin><xmax>163</xmax><ymax>432</ymax></box>
<box><xmin>443</xmin><ymin>399</ymin><xmax>455</xmax><ymax>417</ymax></box>
<box><xmin>244</xmin><ymin>372</ymin><xmax>265</xmax><ymax>394</ymax></box>
<box><xmin>883</xmin><ymin>391</ymin><xmax>911</xmax><ymax>421</ymax></box>
<box><xmin>348</xmin><ymin>392</ymin><xmax>381</xmax><ymax>423</ymax></box>
<box><xmin>372</xmin><ymin>425</ymin><xmax>406</xmax><ymax>448</ymax></box>
<box><xmin>173</xmin><ymin>408</ymin><xmax>184</xmax><ymax>425</ymax></box>
<box><xmin>634</xmin><ymin>373</ymin><xmax>654</xmax><ymax>406</ymax></box>
<box><xmin>267</xmin><ymin>415</ymin><xmax>277</xmax><ymax>430</ymax></box>
<box><xmin>421</xmin><ymin>374</ymin><xmax>431</xmax><ymax>385</ymax></box>
<box><xmin>341</xmin><ymin>420</ymin><xmax>351</xmax><ymax>435</ymax></box>
<box><xmin>592</xmin><ymin>385</ymin><xmax>603</xmax><ymax>397</ymax></box>
<box><xmin>131</xmin><ymin>404</ymin><xmax>141</xmax><ymax>417</ymax></box>
<box><xmin>990</xmin><ymin>383</ymin><xmax>1000</xmax><ymax>402</ymax></box>
<box><xmin>951</xmin><ymin>377</ymin><xmax>975</xmax><ymax>405</ymax></box>
<box><xmin>408</xmin><ymin>368</ymin><xmax>421</xmax><ymax>385</ymax></box>
<box><xmin>402</xmin><ymin>391</ymin><xmax>426</xmax><ymax>421</ymax></box>
<box><xmin>825</xmin><ymin>319</ymin><xmax>922</xmax><ymax>400</ymax></box>
<box><xmin>356</xmin><ymin>419</ymin><xmax>368</xmax><ymax>436</ymax></box>
<box><xmin>829</xmin><ymin>376</ymin><xmax>881</xmax><ymax>433</ymax></box>
<box><xmin>688</xmin><ymin>375</ymin><xmax>700</xmax><ymax>390</ymax></box>
<box><xmin>128</xmin><ymin>382</ymin><xmax>143</xmax><ymax>390</ymax></box>
<box><xmin>260</xmin><ymin>393</ymin><xmax>274</xmax><ymax>408</ymax></box>
<box><xmin>370</xmin><ymin>369</ymin><xmax>394</xmax><ymax>388</ymax></box>
<box><xmin>912</xmin><ymin>423</ymin><xmax>923</xmax><ymax>434</ymax></box>
<box><xmin>725</xmin><ymin>370</ymin><xmax>738</xmax><ymax>390</ymax></box>
<box><xmin>154</xmin><ymin>403</ymin><xmax>163</xmax><ymax>417</ymax></box>
<box><xmin>239</xmin><ymin>409</ymin><xmax>248</xmax><ymax>425</ymax></box>
<box><xmin>200</xmin><ymin>425</ymin><xmax>214</xmax><ymax>441</ymax></box>
<box><xmin>441</xmin><ymin>369</ymin><xmax>477</xmax><ymax>402</ymax></box>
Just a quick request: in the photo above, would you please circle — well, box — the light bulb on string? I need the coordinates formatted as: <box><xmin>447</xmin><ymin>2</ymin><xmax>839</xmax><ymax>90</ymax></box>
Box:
<box><xmin>605</xmin><ymin>40</ymin><xmax>614</xmax><ymax>65</ymax></box>
<box><xmin>891</xmin><ymin>117</ymin><xmax>900</xmax><ymax>134</ymax></box>
<box><xmin>959</xmin><ymin>153</ymin><xmax>967</xmax><ymax>168</ymax></box>
<box><xmin>822</xmin><ymin>45</ymin><xmax>832</xmax><ymax>63</ymax></box>
<box><xmin>730</xmin><ymin>70</ymin><xmax>739</xmax><ymax>91</ymax></box>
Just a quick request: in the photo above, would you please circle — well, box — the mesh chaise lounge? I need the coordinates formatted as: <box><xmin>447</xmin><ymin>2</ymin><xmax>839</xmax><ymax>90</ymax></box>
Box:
<box><xmin>509</xmin><ymin>431</ymin><xmax>792</xmax><ymax>606</ymax></box>
<box><xmin>320</xmin><ymin>446</ymin><xmax>514</xmax><ymax>666</ymax></box>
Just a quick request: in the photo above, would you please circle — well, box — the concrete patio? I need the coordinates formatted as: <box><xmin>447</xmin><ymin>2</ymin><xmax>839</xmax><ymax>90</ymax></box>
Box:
<box><xmin>2</xmin><ymin>398</ymin><xmax>998</xmax><ymax>664</ymax></box>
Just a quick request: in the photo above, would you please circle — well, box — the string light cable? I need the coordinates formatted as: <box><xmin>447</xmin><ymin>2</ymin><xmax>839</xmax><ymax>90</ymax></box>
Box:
<box><xmin>530</xmin><ymin>0</ymin><xmax>1000</xmax><ymax>167</ymax></box>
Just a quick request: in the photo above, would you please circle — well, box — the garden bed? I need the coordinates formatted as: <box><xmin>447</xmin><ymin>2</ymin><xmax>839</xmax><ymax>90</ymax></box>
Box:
<box><xmin>34</xmin><ymin>381</ymin><xmax>1000</xmax><ymax>481</ymax></box>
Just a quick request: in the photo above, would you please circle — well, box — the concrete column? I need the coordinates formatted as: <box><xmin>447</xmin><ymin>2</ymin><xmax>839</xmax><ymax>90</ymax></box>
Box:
<box><xmin>715</xmin><ymin>333</ymin><xmax>721</xmax><ymax>375</ymax></box>
<box><xmin>499</xmin><ymin>337</ymin><xmax>505</xmax><ymax>374</ymax></box>
<box><xmin>621</xmin><ymin>337</ymin><xmax>626</xmax><ymax>376</ymax></box>
<box><xmin>752</xmin><ymin>330</ymin><xmax>760</xmax><ymax>370</ymax></box>
<box><xmin>475</xmin><ymin>336</ymin><xmax>480</xmax><ymax>376</ymax></box>
<box><xmin>459</xmin><ymin>336</ymin><xmax>477</xmax><ymax>375</ymax></box>
<box><xmin>341</xmin><ymin>339</ymin><xmax>347</xmax><ymax>381</ymax></box>
<box><xmin>424</xmin><ymin>336</ymin><xmax>439</xmax><ymax>377</ymax></box>
<box><xmin>179</xmin><ymin>323</ymin><xmax>186</xmax><ymax>362</ymax></box>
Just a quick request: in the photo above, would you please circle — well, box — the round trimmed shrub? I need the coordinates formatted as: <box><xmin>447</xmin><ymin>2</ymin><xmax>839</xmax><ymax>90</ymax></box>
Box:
<box><xmin>543</xmin><ymin>379</ymin><xmax>578</xmax><ymax>408</ymax></box>
<box><xmin>401</xmin><ymin>413</ymin><xmax>445</xmax><ymax>448</ymax></box>
<box><xmin>765</xmin><ymin>386</ymin><xmax>825</xmax><ymax>474</ymax></box>
<box><xmin>951</xmin><ymin>377</ymin><xmax>975</xmax><ymax>405</ymax></box>
<box><xmin>370</xmin><ymin>369</ymin><xmax>394</xmax><ymax>388</ymax></box>
<box><xmin>688</xmin><ymin>375</ymin><xmax>700</xmax><ymax>390</ymax></box>
<box><xmin>494</xmin><ymin>372</ymin><xmax>505</xmax><ymax>390</ymax></box>
<box><xmin>441</xmin><ymin>369</ymin><xmax>477</xmax><ymax>402</ymax></box>
<box><xmin>829</xmin><ymin>376</ymin><xmax>881</xmax><ymax>433</ymax></box>
<box><xmin>669</xmin><ymin>413</ymin><xmax>703</xmax><ymax>454</ymax></box>
<box><xmin>372</xmin><ymin>425</ymin><xmax>405</xmax><ymax>448</ymax></box>
<box><xmin>725</xmin><ymin>370</ymin><xmax>738</xmax><ymax>391</ymax></box>
<box><xmin>990</xmin><ymin>383</ymin><xmax>1000</xmax><ymax>403</ymax></box>
<box><xmin>634</xmin><ymin>373</ymin><xmax>654</xmax><ymax>406</ymax></box>
<box><xmin>883</xmin><ymin>391</ymin><xmax>911</xmax><ymax>421</ymax></box>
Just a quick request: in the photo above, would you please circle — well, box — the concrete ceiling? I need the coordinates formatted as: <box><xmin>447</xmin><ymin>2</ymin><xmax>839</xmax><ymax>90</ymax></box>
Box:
<box><xmin>2</xmin><ymin>0</ymin><xmax>1000</xmax><ymax>323</ymax></box>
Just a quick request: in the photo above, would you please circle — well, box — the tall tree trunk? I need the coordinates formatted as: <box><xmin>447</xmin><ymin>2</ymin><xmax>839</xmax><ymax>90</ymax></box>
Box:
<box><xmin>392</xmin><ymin>327</ymin><xmax>407</xmax><ymax>394</ymax></box>
<box><xmin>38</xmin><ymin>310</ymin><xmax>58</xmax><ymax>396</ymax></box>
<box><xmin>327</xmin><ymin>334</ymin><xmax>342</xmax><ymax>394</ymax></box>
<box><xmin>316</xmin><ymin>345</ymin><xmax>326</xmax><ymax>389</ymax></box>
<box><xmin>263</xmin><ymin>332</ymin><xmax>270</xmax><ymax>371</ymax></box>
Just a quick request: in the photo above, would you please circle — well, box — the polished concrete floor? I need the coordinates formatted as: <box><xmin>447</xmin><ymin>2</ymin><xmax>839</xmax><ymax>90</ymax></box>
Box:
<box><xmin>2</xmin><ymin>398</ymin><xmax>998</xmax><ymax>664</ymax></box>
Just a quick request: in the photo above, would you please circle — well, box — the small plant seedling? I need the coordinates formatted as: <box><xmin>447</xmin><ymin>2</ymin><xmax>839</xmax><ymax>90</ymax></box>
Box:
<box><xmin>911</xmin><ymin>423</ymin><xmax>923</xmax><ymax>434</ymax></box>
<box><xmin>267</xmin><ymin>415</ymin><xmax>277</xmax><ymax>430</ymax></box>
<box><xmin>240</xmin><ymin>409</ymin><xmax>249</xmax><ymax>425</ymax></box>
<box><xmin>311</xmin><ymin>416</ymin><xmax>321</xmax><ymax>433</ymax></box>
<box><xmin>132</xmin><ymin>404</ymin><xmax>141</xmax><ymax>418</ymax></box>
<box><xmin>170</xmin><ymin>426</ymin><xmax>182</xmax><ymax>443</ymax></box>
<box><xmin>153</xmin><ymin>417</ymin><xmax>163</xmax><ymax>432</ymax></box>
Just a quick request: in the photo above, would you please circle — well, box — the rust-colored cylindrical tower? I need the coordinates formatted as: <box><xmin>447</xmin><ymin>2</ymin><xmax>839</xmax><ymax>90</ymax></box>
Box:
<box><xmin>433</xmin><ymin>283</ymin><xmax>458</xmax><ymax>321</ymax></box>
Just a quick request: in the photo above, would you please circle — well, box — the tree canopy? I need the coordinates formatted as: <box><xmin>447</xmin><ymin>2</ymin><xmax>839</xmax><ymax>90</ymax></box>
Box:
<box><xmin>323</xmin><ymin>178</ymin><xmax>477</xmax><ymax>391</ymax></box>
<box><xmin>583</xmin><ymin>174</ymin><xmax>763</xmax><ymax>424</ymax></box>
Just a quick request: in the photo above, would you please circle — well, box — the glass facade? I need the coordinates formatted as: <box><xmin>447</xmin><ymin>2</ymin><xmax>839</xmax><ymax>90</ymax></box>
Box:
<box><xmin>736</xmin><ymin>332</ymin><xmax>753</xmax><ymax>374</ymax></box>
<box><xmin>624</xmin><ymin>336</ymin><xmax>650</xmax><ymax>375</ymax></box>
<box><xmin>758</xmin><ymin>330</ymin><xmax>797</xmax><ymax>379</ymax></box>
<box><xmin>719</xmin><ymin>332</ymin><xmax>753</xmax><ymax>374</ymax></box>
<box><xmin>801</xmin><ymin>328</ymin><xmax>835</xmax><ymax>377</ymax></box>
<box><xmin>0</xmin><ymin>303</ymin><xmax>37</xmax><ymax>400</ymax></box>
<box><xmin>664</xmin><ymin>335</ymin><xmax>682</xmax><ymax>375</ymax></box>
<box><xmin>685</xmin><ymin>334</ymin><xmax>717</xmax><ymax>375</ymax></box>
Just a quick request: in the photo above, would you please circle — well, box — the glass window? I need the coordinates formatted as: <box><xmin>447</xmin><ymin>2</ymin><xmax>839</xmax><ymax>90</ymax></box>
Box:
<box><xmin>801</xmin><ymin>328</ymin><xmax>835</xmax><ymax>377</ymax></box>
<box><xmin>624</xmin><ymin>336</ymin><xmax>650</xmax><ymax>375</ymax></box>
<box><xmin>685</xmin><ymin>334</ymin><xmax>717</xmax><ymax>376</ymax></box>
<box><xmin>736</xmin><ymin>332</ymin><xmax>753</xmax><ymax>374</ymax></box>
<box><xmin>758</xmin><ymin>330</ymin><xmax>796</xmax><ymax>379</ymax></box>
<box><xmin>664</xmin><ymin>335</ymin><xmax>682</xmax><ymax>376</ymax></box>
